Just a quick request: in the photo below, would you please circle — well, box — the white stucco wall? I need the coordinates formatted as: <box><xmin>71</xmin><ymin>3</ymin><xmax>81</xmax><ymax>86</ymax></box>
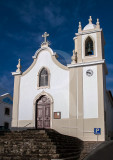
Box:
<box><xmin>83</xmin><ymin>65</ymin><xmax>98</xmax><ymax>118</ymax></box>
<box><xmin>0</xmin><ymin>95</ymin><xmax>12</xmax><ymax>129</ymax></box>
<box><xmin>18</xmin><ymin>50</ymin><xmax>69</xmax><ymax>121</ymax></box>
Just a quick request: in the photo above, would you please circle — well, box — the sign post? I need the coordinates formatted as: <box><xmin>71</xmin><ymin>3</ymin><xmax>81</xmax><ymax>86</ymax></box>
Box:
<box><xmin>94</xmin><ymin>128</ymin><xmax>101</xmax><ymax>141</ymax></box>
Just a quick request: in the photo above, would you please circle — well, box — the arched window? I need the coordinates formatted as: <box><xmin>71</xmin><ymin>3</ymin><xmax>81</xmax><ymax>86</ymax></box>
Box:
<box><xmin>39</xmin><ymin>68</ymin><xmax>48</xmax><ymax>87</ymax></box>
<box><xmin>5</xmin><ymin>108</ymin><xmax>10</xmax><ymax>115</ymax></box>
<box><xmin>85</xmin><ymin>37</ymin><xmax>94</xmax><ymax>56</ymax></box>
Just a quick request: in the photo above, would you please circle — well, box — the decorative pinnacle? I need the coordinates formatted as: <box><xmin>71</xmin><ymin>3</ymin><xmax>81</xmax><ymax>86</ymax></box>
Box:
<box><xmin>89</xmin><ymin>16</ymin><xmax>92</xmax><ymax>24</ymax></box>
<box><xmin>16</xmin><ymin>59</ymin><xmax>22</xmax><ymax>72</ymax></box>
<box><xmin>71</xmin><ymin>50</ymin><xmax>77</xmax><ymax>64</ymax></box>
<box><xmin>78</xmin><ymin>22</ymin><xmax>82</xmax><ymax>32</ymax></box>
<box><xmin>96</xmin><ymin>18</ymin><xmax>100</xmax><ymax>29</ymax></box>
<box><xmin>42</xmin><ymin>32</ymin><xmax>49</xmax><ymax>43</ymax></box>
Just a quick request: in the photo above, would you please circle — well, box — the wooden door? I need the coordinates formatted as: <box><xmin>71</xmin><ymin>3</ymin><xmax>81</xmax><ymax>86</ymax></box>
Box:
<box><xmin>36</xmin><ymin>96</ymin><xmax>50</xmax><ymax>128</ymax></box>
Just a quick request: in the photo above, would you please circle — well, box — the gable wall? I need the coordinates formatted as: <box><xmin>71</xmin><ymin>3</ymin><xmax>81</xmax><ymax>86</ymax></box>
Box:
<box><xmin>18</xmin><ymin>50</ymin><xmax>69</xmax><ymax>124</ymax></box>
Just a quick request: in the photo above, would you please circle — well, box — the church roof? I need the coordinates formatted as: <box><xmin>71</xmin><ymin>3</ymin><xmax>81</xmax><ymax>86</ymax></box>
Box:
<box><xmin>0</xmin><ymin>93</ymin><xmax>9</xmax><ymax>97</ymax></box>
<box><xmin>83</xmin><ymin>23</ymin><xmax>96</xmax><ymax>30</ymax></box>
<box><xmin>82</xmin><ymin>16</ymin><xmax>97</xmax><ymax>31</ymax></box>
<box><xmin>0</xmin><ymin>92</ymin><xmax>13</xmax><ymax>105</ymax></box>
<box><xmin>77</xmin><ymin>16</ymin><xmax>101</xmax><ymax>34</ymax></box>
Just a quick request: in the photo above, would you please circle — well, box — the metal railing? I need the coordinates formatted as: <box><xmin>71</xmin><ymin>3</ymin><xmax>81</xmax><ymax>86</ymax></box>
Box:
<box><xmin>23</xmin><ymin>123</ymin><xmax>31</xmax><ymax>128</ymax></box>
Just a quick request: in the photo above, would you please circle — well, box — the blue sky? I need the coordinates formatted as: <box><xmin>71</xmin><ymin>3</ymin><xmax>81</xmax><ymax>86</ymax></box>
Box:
<box><xmin>0</xmin><ymin>0</ymin><xmax>113</xmax><ymax>95</ymax></box>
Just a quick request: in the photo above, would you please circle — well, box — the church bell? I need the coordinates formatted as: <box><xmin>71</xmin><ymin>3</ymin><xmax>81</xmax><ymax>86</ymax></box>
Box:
<box><xmin>87</xmin><ymin>42</ymin><xmax>92</xmax><ymax>55</ymax></box>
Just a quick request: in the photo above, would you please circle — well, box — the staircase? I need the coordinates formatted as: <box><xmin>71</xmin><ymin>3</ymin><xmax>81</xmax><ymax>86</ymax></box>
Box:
<box><xmin>0</xmin><ymin>129</ymin><xmax>83</xmax><ymax>160</ymax></box>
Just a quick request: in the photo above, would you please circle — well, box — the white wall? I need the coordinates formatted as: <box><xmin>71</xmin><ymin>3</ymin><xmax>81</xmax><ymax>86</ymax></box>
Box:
<box><xmin>19</xmin><ymin>50</ymin><xmax>69</xmax><ymax>121</ymax></box>
<box><xmin>83</xmin><ymin>65</ymin><xmax>98</xmax><ymax>118</ymax></box>
<box><xmin>0</xmin><ymin>95</ymin><xmax>12</xmax><ymax>128</ymax></box>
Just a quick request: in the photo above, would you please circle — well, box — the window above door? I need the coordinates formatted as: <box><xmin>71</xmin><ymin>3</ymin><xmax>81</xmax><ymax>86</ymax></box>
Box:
<box><xmin>37</xmin><ymin>67</ymin><xmax>50</xmax><ymax>89</ymax></box>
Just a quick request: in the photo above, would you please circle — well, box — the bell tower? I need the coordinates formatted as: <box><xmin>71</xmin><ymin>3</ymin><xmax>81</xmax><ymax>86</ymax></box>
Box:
<box><xmin>73</xmin><ymin>16</ymin><xmax>105</xmax><ymax>63</ymax></box>
<box><xmin>68</xmin><ymin>16</ymin><xmax>108</xmax><ymax>141</ymax></box>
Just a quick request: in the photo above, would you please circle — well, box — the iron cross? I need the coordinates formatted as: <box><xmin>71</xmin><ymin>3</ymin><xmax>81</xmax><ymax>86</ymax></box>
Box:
<box><xmin>42</xmin><ymin>32</ymin><xmax>49</xmax><ymax>43</ymax></box>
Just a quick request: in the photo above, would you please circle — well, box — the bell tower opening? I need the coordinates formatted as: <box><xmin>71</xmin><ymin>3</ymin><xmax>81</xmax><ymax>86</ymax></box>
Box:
<box><xmin>85</xmin><ymin>36</ymin><xmax>94</xmax><ymax>56</ymax></box>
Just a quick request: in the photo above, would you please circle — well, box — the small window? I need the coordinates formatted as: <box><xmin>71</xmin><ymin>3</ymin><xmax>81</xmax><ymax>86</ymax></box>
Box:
<box><xmin>39</xmin><ymin>68</ymin><xmax>48</xmax><ymax>87</ymax></box>
<box><xmin>85</xmin><ymin>37</ymin><xmax>94</xmax><ymax>56</ymax></box>
<box><xmin>5</xmin><ymin>108</ymin><xmax>10</xmax><ymax>115</ymax></box>
<box><xmin>4</xmin><ymin>122</ymin><xmax>9</xmax><ymax>129</ymax></box>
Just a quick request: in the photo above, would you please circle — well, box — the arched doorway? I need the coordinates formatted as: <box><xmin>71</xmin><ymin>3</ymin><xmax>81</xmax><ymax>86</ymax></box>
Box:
<box><xmin>36</xmin><ymin>95</ymin><xmax>51</xmax><ymax>129</ymax></box>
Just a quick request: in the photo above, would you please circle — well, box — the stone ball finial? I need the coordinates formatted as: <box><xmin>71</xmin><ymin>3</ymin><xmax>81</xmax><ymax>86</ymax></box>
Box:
<box><xmin>71</xmin><ymin>50</ymin><xmax>77</xmax><ymax>64</ymax></box>
<box><xmin>89</xmin><ymin>16</ymin><xmax>92</xmax><ymax>24</ymax></box>
<box><xmin>16</xmin><ymin>58</ymin><xmax>22</xmax><ymax>73</ymax></box>
<box><xmin>96</xmin><ymin>18</ymin><xmax>100</xmax><ymax>29</ymax></box>
<box><xmin>78</xmin><ymin>21</ymin><xmax>82</xmax><ymax>32</ymax></box>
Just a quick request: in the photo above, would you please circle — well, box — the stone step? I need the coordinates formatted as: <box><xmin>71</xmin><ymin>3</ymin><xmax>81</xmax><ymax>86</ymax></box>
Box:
<box><xmin>0</xmin><ymin>144</ymin><xmax>79</xmax><ymax>152</ymax></box>
<box><xmin>48</xmin><ymin>137</ymin><xmax>80</xmax><ymax>142</ymax></box>
<box><xmin>1</xmin><ymin>144</ymin><xmax>81</xmax><ymax>152</ymax></box>
<box><xmin>0</xmin><ymin>154</ymin><xmax>60</xmax><ymax>159</ymax></box>
<box><xmin>0</xmin><ymin>155</ymin><xmax>51</xmax><ymax>160</ymax></box>
<box><xmin>0</xmin><ymin>156</ymin><xmax>52</xmax><ymax>160</ymax></box>
<box><xmin>51</xmin><ymin>140</ymin><xmax>82</xmax><ymax>145</ymax></box>
<box><xmin>0</xmin><ymin>134</ymin><xmax>48</xmax><ymax>138</ymax></box>
<box><xmin>1</xmin><ymin>140</ymin><xmax>82</xmax><ymax>146</ymax></box>
<box><xmin>47</xmin><ymin>132</ymin><xmax>77</xmax><ymax>137</ymax></box>
<box><xmin>56</xmin><ymin>144</ymin><xmax>82</xmax><ymax>149</ymax></box>
<box><xmin>52</xmin><ymin>154</ymin><xmax>80</xmax><ymax>160</ymax></box>
<box><xmin>0</xmin><ymin>138</ymin><xmax>51</xmax><ymax>143</ymax></box>
<box><xmin>0</xmin><ymin>149</ymin><xmax>57</xmax><ymax>155</ymax></box>
<box><xmin>56</xmin><ymin>148</ymin><xmax>81</xmax><ymax>153</ymax></box>
<box><xmin>0</xmin><ymin>151</ymin><xmax>80</xmax><ymax>159</ymax></box>
<box><xmin>47</xmin><ymin>135</ymin><xmax>81</xmax><ymax>142</ymax></box>
<box><xmin>0</xmin><ymin>129</ymin><xmax>83</xmax><ymax>159</ymax></box>
<box><xmin>52</xmin><ymin>141</ymin><xmax>82</xmax><ymax>146</ymax></box>
<box><xmin>48</xmin><ymin>136</ymin><xmax>81</xmax><ymax>141</ymax></box>
<box><xmin>59</xmin><ymin>151</ymin><xmax>81</xmax><ymax>158</ymax></box>
<box><xmin>0</xmin><ymin>146</ymin><xmax>81</xmax><ymax>154</ymax></box>
<box><xmin>0</xmin><ymin>130</ymin><xmax>46</xmax><ymax>136</ymax></box>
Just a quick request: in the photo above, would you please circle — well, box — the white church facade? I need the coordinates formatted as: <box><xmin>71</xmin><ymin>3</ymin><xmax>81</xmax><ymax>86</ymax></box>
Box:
<box><xmin>12</xmin><ymin>16</ymin><xmax>113</xmax><ymax>141</ymax></box>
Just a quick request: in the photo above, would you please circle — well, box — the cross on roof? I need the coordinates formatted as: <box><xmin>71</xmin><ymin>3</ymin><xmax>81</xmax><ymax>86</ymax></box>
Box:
<box><xmin>42</xmin><ymin>32</ymin><xmax>49</xmax><ymax>43</ymax></box>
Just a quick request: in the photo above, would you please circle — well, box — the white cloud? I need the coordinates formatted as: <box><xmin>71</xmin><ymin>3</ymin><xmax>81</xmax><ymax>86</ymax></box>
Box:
<box><xmin>44</xmin><ymin>5</ymin><xmax>66</xmax><ymax>27</ymax></box>
<box><xmin>6</xmin><ymin>31</ymin><xmax>42</xmax><ymax>46</ymax></box>
<box><xmin>54</xmin><ymin>49</ymin><xmax>71</xmax><ymax>65</ymax></box>
<box><xmin>5</xmin><ymin>0</ymin><xmax>67</xmax><ymax>28</ymax></box>
<box><xmin>16</xmin><ymin>1</ymin><xmax>38</xmax><ymax>24</ymax></box>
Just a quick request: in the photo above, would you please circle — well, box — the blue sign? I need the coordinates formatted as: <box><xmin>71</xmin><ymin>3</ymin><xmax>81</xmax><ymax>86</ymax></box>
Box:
<box><xmin>94</xmin><ymin>128</ymin><xmax>101</xmax><ymax>135</ymax></box>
